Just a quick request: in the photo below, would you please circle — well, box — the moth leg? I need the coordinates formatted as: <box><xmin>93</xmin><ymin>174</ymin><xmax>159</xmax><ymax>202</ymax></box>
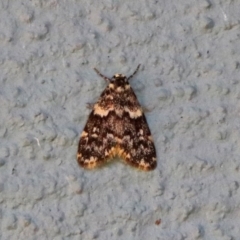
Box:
<box><xmin>127</xmin><ymin>64</ymin><xmax>141</xmax><ymax>81</ymax></box>
<box><xmin>142</xmin><ymin>106</ymin><xmax>150</xmax><ymax>113</ymax></box>
<box><xmin>86</xmin><ymin>102</ymin><xmax>94</xmax><ymax>110</ymax></box>
<box><xmin>94</xmin><ymin>68</ymin><xmax>111</xmax><ymax>82</ymax></box>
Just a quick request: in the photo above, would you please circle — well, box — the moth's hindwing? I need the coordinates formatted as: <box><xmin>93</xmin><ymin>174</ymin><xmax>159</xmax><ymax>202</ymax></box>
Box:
<box><xmin>77</xmin><ymin>68</ymin><xmax>157</xmax><ymax>171</ymax></box>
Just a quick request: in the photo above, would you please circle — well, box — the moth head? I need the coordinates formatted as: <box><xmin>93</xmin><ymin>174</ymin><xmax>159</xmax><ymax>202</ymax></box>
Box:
<box><xmin>112</xmin><ymin>74</ymin><xmax>128</xmax><ymax>85</ymax></box>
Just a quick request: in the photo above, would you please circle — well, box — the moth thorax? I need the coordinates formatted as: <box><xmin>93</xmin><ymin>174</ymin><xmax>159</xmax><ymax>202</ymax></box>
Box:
<box><xmin>112</xmin><ymin>74</ymin><xmax>128</xmax><ymax>86</ymax></box>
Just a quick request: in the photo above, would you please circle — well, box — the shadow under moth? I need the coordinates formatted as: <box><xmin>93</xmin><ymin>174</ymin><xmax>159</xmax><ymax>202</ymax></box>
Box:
<box><xmin>77</xmin><ymin>65</ymin><xmax>157</xmax><ymax>171</ymax></box>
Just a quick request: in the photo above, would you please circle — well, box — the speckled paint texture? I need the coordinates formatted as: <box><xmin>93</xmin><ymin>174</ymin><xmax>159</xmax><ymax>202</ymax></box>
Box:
<box><xmin>0</xmin><ymin>1</ymin><xmax>240</xmax><ymax>239</ymax></box>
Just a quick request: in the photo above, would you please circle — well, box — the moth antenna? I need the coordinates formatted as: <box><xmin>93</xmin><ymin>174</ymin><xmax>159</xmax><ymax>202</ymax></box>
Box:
<box><xmin>127</xmin><ymin>64</ymin><xmax>141</xmax><ymax>81</ymax></box>
<box><xmin>94</xmin><ymin>68</ymin><xmax>111</xmax><ymax>82</ymax></box>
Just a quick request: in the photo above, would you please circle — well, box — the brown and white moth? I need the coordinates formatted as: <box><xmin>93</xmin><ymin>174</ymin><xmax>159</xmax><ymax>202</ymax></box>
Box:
<box><xmin>77</xmin><ymin>65</ymin><xmax>157</xmax><ymax>171</ymax></box>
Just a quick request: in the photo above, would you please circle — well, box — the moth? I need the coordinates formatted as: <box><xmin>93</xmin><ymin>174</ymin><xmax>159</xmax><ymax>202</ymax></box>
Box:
<box><xmin>77</xmin><ymin>65</ymin><xmax>157</xmax><ymax>171</ymax></box>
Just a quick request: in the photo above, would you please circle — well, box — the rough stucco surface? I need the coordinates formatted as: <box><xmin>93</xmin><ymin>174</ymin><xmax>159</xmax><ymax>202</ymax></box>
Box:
<box><xmin>0</xmin><ymin>0</ymin><xmax>240</xmax><ymax>239</ymax></box>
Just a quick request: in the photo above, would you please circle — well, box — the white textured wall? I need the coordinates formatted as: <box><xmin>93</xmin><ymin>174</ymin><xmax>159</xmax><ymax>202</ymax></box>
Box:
<box><xmin>0</xmin><ymin>1</ymin><xmax>240</xmax><ymax>239</ymax></box>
